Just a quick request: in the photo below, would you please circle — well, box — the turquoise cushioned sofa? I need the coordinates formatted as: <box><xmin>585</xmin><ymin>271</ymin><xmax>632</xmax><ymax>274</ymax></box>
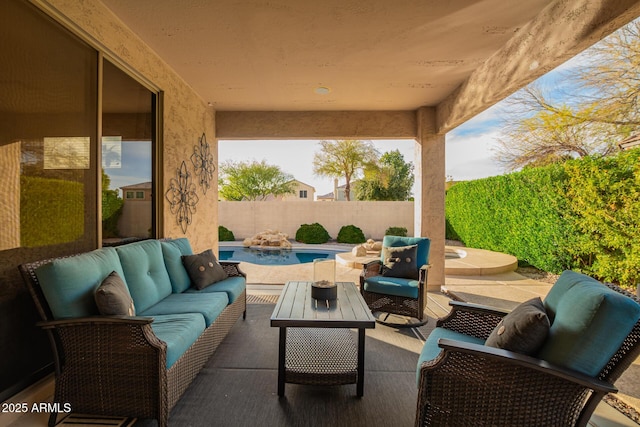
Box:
<box><xmin>20</xmin><ymin>238</ymin><xmax>246</xmax><ymax>427</ymax></box>
<box><xmin>415</xmin><ymin>270</ymin><xmax>640</xmax><ymax>427</ymax></box>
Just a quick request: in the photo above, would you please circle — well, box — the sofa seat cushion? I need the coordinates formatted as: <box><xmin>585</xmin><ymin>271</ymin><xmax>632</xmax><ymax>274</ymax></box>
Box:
<box><xmin>539</xmin><ymin>270</ymin><xmax>640</xmax><ymax>376</ymax></box>
<box><xmin>363</xmin><ymin>275</ymin><xmax>419</xmax><ymax>299</ymax></box>
<box><xmin>416</xmin><ymin>327</ymin><xmax>485</xmax><ymax>386</ymax></box>
<box><xmin>149</xmin><ymin>313</ymin><xmax>206</xmax><ymax>369</ymax></box>
<box><xmin>35</xmin><ymin>247</ymin><xmax>125</xmax><ymax>319</ymax></box>
<box><xmin>184</xmin><ymin>276</ymin><xmax>246</xmax><ymax>303</ymax></box>
<box><xmin>116</xmin><ymin>240</ymin><xmax>173</xmax><ymax>313</ymax></box>
<box><xmin>140</xmin><ymin>292</ymin><xmax>229</xmax><ymax>327</ymax></box>
<box><xmin>161</xmin><ymin>238</ymin><xmax>193</xmax><ymax>293</ymax></box>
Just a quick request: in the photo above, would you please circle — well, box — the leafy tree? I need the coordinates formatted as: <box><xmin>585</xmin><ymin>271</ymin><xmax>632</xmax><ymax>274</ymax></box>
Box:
<box><xmin>219</xmin><ymin>160</ymin><xmax>295</xmax><ymax>201</ymax></box>
<box><xmin>495</xmin><ymin>87</ymin><xmax>621</xmax><ymax>170</ymax></box>
<box><xmin>312</xmin><ymin>140</ymin><xmax>378</xmax><ymax>201</ymax></box>
<box><xmin>495</xmin><ymin>20</ymin><xmax>640</xmax><ymax>170</ymax></box>
<box><xmin>356</xmin><ymin>150</ymin><xmax>414</xmax><ymax>200</ymax></box>
<box><xmin>102</xmin><ymin>171</ymin><xmax>123</xmax><ymax>238</ymax></box>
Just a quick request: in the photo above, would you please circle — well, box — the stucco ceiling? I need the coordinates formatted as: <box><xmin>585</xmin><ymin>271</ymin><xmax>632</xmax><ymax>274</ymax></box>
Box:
<box><xmin>100</xmin><ymin>0</ymin><xmax>553</xmax><ymax>112</ymax></box>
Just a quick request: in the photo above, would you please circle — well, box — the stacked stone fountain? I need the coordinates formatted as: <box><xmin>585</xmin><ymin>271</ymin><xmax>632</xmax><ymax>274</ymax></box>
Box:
<box><xmin>242</xmin><ymin>229</ymin><xmax>292</xmax><ymax>248</ymax></box>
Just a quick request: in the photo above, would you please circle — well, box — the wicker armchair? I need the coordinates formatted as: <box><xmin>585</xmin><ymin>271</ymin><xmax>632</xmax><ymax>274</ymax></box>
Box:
<box><xmin>360</xmin><ymin>236</ymin><xmax>430</xmax><ymax>326</ymax></box>
<box><xmin>415</xmin><ymin>279</ymin><xmax>640</xmax><ymax>427</ymax></box>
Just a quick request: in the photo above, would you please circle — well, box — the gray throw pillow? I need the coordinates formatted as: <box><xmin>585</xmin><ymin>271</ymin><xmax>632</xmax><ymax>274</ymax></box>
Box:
<box><xmin>381</xmin><ymin>244</ymin><xmax>418</xmax><ymax>279</ymax></box>
<box><xmin>95</xmin><ymin>271</ymin><xmax>136</xmax><ymax>316</ymax></box>
<box><xmin>485</xmin><ymin>297</ymin><xmax>550</xmax><ymax>355</ymax></box>
<box><xmin>182</xmin><ymin>249</ymin><xmax>228</xmax><ymax>290</ymax></box>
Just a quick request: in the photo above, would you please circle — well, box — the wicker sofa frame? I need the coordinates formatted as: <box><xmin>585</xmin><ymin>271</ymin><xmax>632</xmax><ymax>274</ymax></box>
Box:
<box><xmin>19</xmin><ymin>256</ymin><xmax>246</xmax><ymax>427</ymax></box>
<box><xmin>415</xmin><ymin>283</ymin><xmax>640</xmax><ymax>427</ymax></box>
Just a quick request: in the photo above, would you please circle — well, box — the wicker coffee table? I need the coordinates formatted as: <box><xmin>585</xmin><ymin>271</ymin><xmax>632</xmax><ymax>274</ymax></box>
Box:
<box><xmin>270</xmin><ymin>281</ymin><xmax>376</xmax><ymax>397</ymax></box>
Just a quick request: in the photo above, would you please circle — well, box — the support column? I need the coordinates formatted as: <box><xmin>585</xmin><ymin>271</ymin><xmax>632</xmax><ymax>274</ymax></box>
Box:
<box><xmin>414</xmin><ymin>107</ymin><xmax>445</xmax><ymax>292</ymax></box>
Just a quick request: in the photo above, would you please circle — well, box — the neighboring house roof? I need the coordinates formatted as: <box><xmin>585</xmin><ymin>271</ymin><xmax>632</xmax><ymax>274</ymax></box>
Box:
<box><xmin>121</xmin><ymin>181</ymin><xmax>152</xmax><ymax>190</ymax></box>
<box><xmin>317</xmin><ymin>191</ymin><xmax>334</xmax><ymax>200</ymax></box>
<box><xmin>287</xmin><ymin>179</ymin><xmax>315</xmax><ymax>189</ymax></box>
<box><xmin>619</xmin><ymin>134</ymin><xmax>640</xmax><ymax>150</ymax></box>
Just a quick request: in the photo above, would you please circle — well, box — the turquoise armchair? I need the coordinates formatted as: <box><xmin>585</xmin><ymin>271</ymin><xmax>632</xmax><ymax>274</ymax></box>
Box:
<box><xmin>360</xmin><ymin>235</ymin><xmax>430</xmax><ymax>326</ymax></box>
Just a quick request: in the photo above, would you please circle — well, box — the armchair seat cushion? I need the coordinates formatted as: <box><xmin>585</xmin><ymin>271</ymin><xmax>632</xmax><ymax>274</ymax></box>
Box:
<box><xmin>416</xmin><ymin>327</ymin><xmax>485</xmax><ymax>385</ymax></box>
<box><xmin>140</xmin><ymin>292</ymin><xmax>229</xmax><ymax>327</ymax></box>
<box><xmin>149</xmin><ymin>313</ymin><xmax>206</xmax><ymax>368</ymax></box>
<box><xmin>363</xmin><ymin>275</ymin><xmax>419</xmax><ymax>299</ymax></box>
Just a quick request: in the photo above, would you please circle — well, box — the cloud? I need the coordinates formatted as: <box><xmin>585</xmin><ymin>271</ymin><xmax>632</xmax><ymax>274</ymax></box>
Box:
<box><xmin>446</xmin><ymin>129</ymin><xmax>506</xmax><ymax>181</ymax></box>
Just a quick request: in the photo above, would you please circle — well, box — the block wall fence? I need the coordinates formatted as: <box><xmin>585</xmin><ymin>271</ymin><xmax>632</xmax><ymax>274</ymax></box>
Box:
<box><xmin>218</xmin><ymin>201</ymin><xmax>414</xmax><ymax>241</ymax></box>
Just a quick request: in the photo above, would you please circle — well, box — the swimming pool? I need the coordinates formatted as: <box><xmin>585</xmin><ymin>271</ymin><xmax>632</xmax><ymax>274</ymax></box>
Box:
<box><xmin>218</xmin><ymin>246</ymin><xmax>341</xmax><ymax>265</ymax></box>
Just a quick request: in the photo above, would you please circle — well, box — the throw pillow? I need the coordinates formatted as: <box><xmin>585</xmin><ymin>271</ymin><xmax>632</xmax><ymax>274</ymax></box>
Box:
<box><xmin>95</xmin><ymin>271</ymin><xmax>136</xmax><ymax>316</ymax></box>
<box><xmin>182</xmin><ymin>249</ymin><xmax>228</xmax><ymax>290</ymax></box>
<box><xmin>485</xmin><ymin>297</ymin><xmax>550</xmax><ymax>355</ymax></box>
<box><xmin>381</xmin><ymin>244</ymin><xmax>418</xmax><ymax>279</ymax></box>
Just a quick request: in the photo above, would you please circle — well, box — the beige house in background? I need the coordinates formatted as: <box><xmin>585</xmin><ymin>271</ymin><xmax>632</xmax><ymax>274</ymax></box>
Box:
<box><xmin>317</xmin><ymin>179</ymin><xmax>359</xmax><ymax>201</ymax></box>
<box><xmin>118</xmin><ymin>182</ymin><xmax>152</xmax><ymax>238</ymax></box>
<box><xmin>265</xmin><ymin>179</ymin><xmax>315</xmax><ymax>201</ymax></box>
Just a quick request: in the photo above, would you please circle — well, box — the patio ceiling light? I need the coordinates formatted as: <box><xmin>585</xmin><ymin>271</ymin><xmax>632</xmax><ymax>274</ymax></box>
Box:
<box><xmin>314</xmin><ymin>86</ymin><xmax>331</xmax><ymax>95</ymax></box>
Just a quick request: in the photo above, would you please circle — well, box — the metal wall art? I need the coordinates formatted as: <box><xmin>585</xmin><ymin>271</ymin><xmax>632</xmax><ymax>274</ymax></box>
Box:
<box><xmin>191</xmin><ymin>133</ymin><xmax>215</xmax><ymax>195</ymax></box>
<box><xmin>165</xmin><ymin>160</ymin><xmax>199</xmax><ymax>234</ymax></box>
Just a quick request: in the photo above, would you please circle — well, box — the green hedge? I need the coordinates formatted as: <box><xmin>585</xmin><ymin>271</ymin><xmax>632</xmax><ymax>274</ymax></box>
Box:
<box><xmin>385</xmin><ymin>226</ymin><xmax>408</xmax><ymax>237</ymax></box>
<box><xmin>218</xmin><ymin>225</ymin><xmax>235</xmax><ymax>241</ymax></box>
<box><xmin>295</xmin><ymin>223</ymin><xmax>330</xmax><ymax>244</ymax></box>
<box><xmin>446</xmin><ymin>149</ymin><xmax>640</xmax><ymax>288</ymax></box>
<box><xmin>337</xmin><ymin>225</ymin><xmax>366</xmax><ymax>243</ymax></box>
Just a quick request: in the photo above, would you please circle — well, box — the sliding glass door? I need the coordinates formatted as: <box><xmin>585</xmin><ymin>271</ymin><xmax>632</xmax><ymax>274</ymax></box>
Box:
<box><xmin>102</xmin><ymin>60</ymin><xmax>156</xmax><ymax>244</ymax></box>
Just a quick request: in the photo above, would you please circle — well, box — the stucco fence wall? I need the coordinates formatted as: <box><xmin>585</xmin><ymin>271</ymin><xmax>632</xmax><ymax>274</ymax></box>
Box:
<box><xmin>218</xmin><ymin>201</ymin><xmax>414</xmax><ymax>241</ymax></box>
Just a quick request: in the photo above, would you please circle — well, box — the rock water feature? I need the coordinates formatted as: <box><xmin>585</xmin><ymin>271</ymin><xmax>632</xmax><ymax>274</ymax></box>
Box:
<box><xmin>350</xmin><ymin>239</ymin><xmax>382</xmax><ymax>256</ymax></box>
<box><xmin>242</xmin><ymin>229</ymin><xmax>292</xmax><ymax>248</ymax></box>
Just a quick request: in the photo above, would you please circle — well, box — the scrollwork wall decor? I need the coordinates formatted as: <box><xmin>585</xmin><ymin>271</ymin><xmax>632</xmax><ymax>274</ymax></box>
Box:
<box><xmin>165</xmin><ymin>161</ymin><xmax>199</xmax><ymax>234</ymax></box>
<box><xmin>191</xmin><ymin>133</ymin><xmax>215</xmax><ymax>195</ymax></box>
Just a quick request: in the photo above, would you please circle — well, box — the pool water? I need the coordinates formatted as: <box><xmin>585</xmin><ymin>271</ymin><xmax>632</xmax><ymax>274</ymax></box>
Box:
<box><xmin>218</xmin><ymin>246</ymin><xmax>340</xmax><ymax>265</ymax></box>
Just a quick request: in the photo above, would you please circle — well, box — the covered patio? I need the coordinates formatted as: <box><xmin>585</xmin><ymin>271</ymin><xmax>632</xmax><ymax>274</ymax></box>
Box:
<box><xmin>2</xmin><ymin>0</ymin><xmax>640</xmax><ymax>425</ymax></box>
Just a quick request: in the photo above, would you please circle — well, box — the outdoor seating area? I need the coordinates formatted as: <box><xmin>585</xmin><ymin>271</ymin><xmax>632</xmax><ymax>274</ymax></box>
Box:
<box><xmin>5</xmin><ymin>240</ymin><xmax>639</xmax><ymax>427</ymax></box>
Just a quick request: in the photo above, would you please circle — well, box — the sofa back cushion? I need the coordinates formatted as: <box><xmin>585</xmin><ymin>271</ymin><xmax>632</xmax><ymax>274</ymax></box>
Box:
<box><xmin>539</xmin><ymin>270</ymin><xmax>640</xmax><ymax>376</ymax></box>
<box><xmin>116</xmin><ymin>240</ymin><xmax>172</xmax><ymax>312</ymax></box>
<box><xmin>35</xmin><ymin>247</ymin><xmax>125</xmax><ymax>319</ymax></box>
<box><xmin>161</xmin><ymin>238</ymin><xmax>194</xmax><ymax>293</ymax></box>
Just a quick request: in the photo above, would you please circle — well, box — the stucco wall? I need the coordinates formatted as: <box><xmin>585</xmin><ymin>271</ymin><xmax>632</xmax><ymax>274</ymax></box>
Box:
<box><xmin>44</xmin><ymin>0</ymin><xmax>217</xmax><ymax>252</ymax></box>
<box><xmin>219</xmin><ymin>201</ymin><xmax>414</xmax><ymax>240</ymax></box>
